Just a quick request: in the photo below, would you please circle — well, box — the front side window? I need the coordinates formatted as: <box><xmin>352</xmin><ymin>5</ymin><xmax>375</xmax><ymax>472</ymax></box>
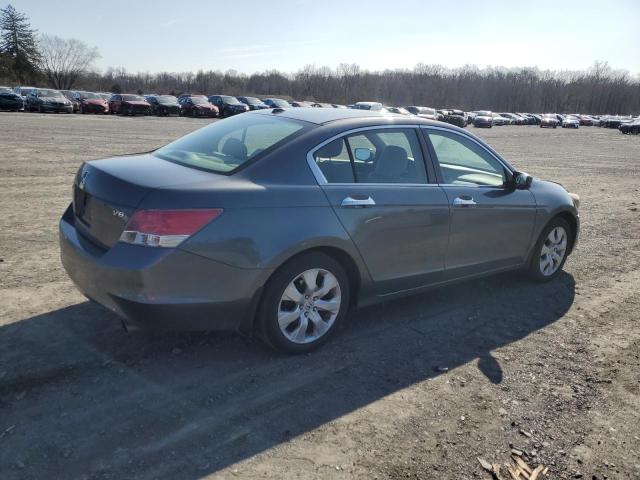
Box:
<box><xmin>427</xmin><ymin>130</ymin><xmax>507</xmax><ymax>187</ymax></box>
<box><xmin>154</xmin><ymin>114</ymin><xmax>306</xmax><ymax>174</ymax></box>
<box><xmin>313</xmin><ymin>128</ymin><xmax>428</xmax><ymax>184</ymax></box>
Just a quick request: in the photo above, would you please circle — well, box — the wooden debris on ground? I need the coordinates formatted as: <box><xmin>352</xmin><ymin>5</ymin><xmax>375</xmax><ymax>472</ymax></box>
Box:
<box><xmin>478</xmin><ymin>454</ymin><xmax>549</xmax><ymax>480</ymax></box>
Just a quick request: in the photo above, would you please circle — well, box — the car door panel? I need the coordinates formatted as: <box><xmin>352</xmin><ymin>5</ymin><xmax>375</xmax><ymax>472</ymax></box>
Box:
<box><xmin>321</xmin><ymin>185</ymin><xmax>450</xmax><ymax>293</ymax></box>
<box><xmin>422</xmin><ymin>127</ymin><xmax>537</xmax><ymax>279</ymax></box>
<box><xmin>311</xmin><ymin>127</ymin><xmax>450</xmax><ymax>294</ymax></box>
<box><xmin>441</xmin><ymin>186</ymin><xmax>536</xmax><ymax>278</ymax></box>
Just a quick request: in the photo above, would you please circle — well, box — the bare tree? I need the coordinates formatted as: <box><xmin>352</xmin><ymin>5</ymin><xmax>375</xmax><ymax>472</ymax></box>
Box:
<box><xmin>39</xmin><ymin>34</ymin><xmax>99</xmax><ymax>90</ymax></box>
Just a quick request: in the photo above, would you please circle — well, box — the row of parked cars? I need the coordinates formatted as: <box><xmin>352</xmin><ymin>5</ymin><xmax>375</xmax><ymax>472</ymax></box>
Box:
<box><xmin>2</xmin><ymin>85</ymin><xmax>638</xmax><ymax>134</ymax></box>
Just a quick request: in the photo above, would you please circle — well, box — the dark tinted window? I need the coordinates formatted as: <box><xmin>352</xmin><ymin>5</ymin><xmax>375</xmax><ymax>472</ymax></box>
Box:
<box><xmin>313</xmin><ymin>139</ymin><xmax>354</xmax><ymax>183</ymax></box>
<box><xmin>348</xmin><ymin>129</ymin><xmax>427</xmax><ymax>184</ymax></box>
<box><xmin>314</xmin><ymin>129</ymin><xmax>428</xmax><ymax>184</ymax></box>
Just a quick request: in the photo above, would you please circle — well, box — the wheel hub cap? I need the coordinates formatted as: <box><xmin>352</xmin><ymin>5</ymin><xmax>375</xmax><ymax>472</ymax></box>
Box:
<box><xmin>539</xmin><ymin>226</ymin><xmax>568</xmax><ymax>276</ymax></box>
<box><xmin>278</xmin><ymin>268</ymin><xmax>341</xmax><ymax>344</ymax></box>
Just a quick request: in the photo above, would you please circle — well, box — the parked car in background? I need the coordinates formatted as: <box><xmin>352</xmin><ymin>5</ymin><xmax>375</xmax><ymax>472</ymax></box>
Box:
<box><xmin>619</xmin><ymin>118</ymin><xmax>640</xmax><ymax>134</ymax></box>
<box><xmin>500</xmin><ymin>113</ymin><xmax>523</xmax><ymax>125</ymax></box>
<box><xmin>351</xmin><ymin>101</ymin><xmax>384</xmax><ymax>111</ymax></box>
<box><xmin>540</xmin><ymin>114</ymin><xmax>559</xmax><ymax>128</ymax></box>
<box><xmin>178</xmin><ymin>95</ymin><xmax>219</xmax><ymax>117</ymax></box>
<box><xmin>262</xmin><ymin>98</ymin><xmax>292</xmax><ymax>109</ymax></box>
<box><xmin>601</xmin><ymin>116</ymin><xmax>629</xmax><ymax>128</ymax></box>
<box><xmin>291</xmin><ymin>101</ymin><xmax>314</xmax><ymax>108</ymax></box>
<box><xmin>237</xmin><ymin>96</ymin><xmax>270</xmax><ymax>110</ymax></box>
<box><xmin>331</xmin><ymin>104</ymin><xmax>347</xmax><ymax>108</ymax></box>
<box><xmin>25</xmin><ymin>88</ymin><xmax>73</xmax><ymax>113</ymax></box>
<box><xmin>61</xmin><ymin>90</ymin><xmax>80</xmax><ymax>112</ymax></box>
<box><xmin>208</xmin><ymin>95</ymin><xmax>250</xmax><ymax>117</ymax></box>
<box><xmin>13</xmin><ymin>86</ymin><xmax>36</xmax><ymax>103</ymax></box>
<box><xmin>74</xmin><ymin>91</ymin><xmax>109</xmax><ymax>114</ymax></box>
<box><xmin>59</xmin><ymin>107</ymin><xmax>580</xmax><ymax>353</ymax></box>
<box><xmin>439</xmin><ymin>109</ymin><xmax>466</xmax><ymax>127</ymax></box>
<box><xmin>0</xmin><ymin>88</ymin><xmax>24</xmax><ymax>111</ymax></box>
<box><xmin>310</xmin><ymin>102</ymin><xmax>334</xmax><ymax>108</ymax></box>
<box><xmin>404</xmin><ymin>106</ymin><xmax>439</xmax><ymax>120</ymax></box>
<box><xmin>562</xmin><ymin>115</ymin><xmax>580</xmax><ymax>129</ymax></box>
<box><xmin>385</xmin><ymin>106</ymin><xmax>412</xmax><ymax>115</ymax></box>
<box><xmin>577</xmin><ymin>115</ymin><xmax>593</xmax><ymax>126</ymax></box>
<box><xmin>472</xmin><ymin>111</ymin><xmax>493</xmax><ymax>128</ymax></box>
<box><xmin>146</xmin><ymin>95</ymin><xmax>181</xmax><ymax>116</ymax></box>
<box><xmin>492</xmin><ymin>114</ymin><xmax>512</xmax><ymax>126</ymax></box>
<box><xmin>108</xmin><ymin>94</ymin><xmax>151</xmax><ymax>116</ymax></box>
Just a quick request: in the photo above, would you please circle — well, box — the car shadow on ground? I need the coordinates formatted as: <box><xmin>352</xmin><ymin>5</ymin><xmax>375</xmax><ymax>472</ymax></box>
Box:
<box><xmin>0</xmin><ymin>271</ymin><xmax>575</xmax><ymax>479</ymax></box>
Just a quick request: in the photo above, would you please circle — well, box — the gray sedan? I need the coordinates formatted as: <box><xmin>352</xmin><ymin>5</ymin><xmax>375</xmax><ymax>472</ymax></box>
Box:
<box><xmin>60</xmin><ymin>108</ymin><xmax>580</xmax><ymax>353</ymax></box>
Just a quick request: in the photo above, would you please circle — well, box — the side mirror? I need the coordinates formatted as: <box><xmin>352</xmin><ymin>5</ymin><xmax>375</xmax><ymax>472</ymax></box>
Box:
<box><xmin>354</xmin><ymin>148</ymin><xmax>372</xmax><ymax>162</ymax></box>
<box><xmin>513</xmin><ymin>171</ymin><xmax>533</xmax><ymax>190</ymax></box>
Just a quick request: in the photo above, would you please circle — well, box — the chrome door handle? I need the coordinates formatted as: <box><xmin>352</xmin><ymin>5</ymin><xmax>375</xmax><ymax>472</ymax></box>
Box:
<box><xmin>453</xmin><ymin>196</ymin><xmax>477</xmax><ymax>206</ymax></box>
<box><xmin>341</xmin><ymin>196</ymin><xmax>376</xmax><ymax>207</ymax></box>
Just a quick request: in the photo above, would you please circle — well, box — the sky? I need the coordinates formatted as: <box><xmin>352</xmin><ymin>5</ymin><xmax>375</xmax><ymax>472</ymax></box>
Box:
<box><xmin>8</xmin><ymin>0</ymin><xmax>640</xmax><ymax>75</ymax></box>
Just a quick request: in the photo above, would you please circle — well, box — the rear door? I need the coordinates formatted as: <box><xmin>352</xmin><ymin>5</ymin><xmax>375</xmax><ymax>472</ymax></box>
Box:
<box><xmin>310</xmin><ymin>127</ymin><xmax>450</xmax><ymax>294</ymax></box>
<box><xmin>422</xmin><ymin>127</ymin><xmax>537</xmax><ymax>279</ymax></box>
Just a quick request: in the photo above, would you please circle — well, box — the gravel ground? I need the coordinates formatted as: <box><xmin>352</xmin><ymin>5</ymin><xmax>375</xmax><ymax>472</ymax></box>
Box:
<box><xmin>0</xmin><ymin>113</ymin><xmax>639</xmax><ymax>480</ymax></box>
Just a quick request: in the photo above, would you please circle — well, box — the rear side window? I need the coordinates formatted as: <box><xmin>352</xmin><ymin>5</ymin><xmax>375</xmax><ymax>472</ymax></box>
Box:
<box><xmin>313</xmin><ymin>139</ymin><xmax>354</xmax><ymax>183</ymax></box>
<box><xmin>154</xmin><ymin>114</ymin><xmax>306</xmax><ymax>174</ymax></box>
<box><xmin>313</xmin><ymin>128</ymin><xmax>428</xmax><ymax>184</ymax></box>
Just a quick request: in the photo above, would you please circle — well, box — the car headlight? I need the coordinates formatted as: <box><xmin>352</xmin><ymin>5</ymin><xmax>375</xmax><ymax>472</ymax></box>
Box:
<box><xmin>569</xmin><ymin>193</ymin><xmax>580</xmax><ymax>209</ymax></box>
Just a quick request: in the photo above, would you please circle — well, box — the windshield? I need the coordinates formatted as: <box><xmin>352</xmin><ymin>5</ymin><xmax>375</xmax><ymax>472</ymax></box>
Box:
<box><xmin>80</xmin><ymin>92</ymin><xmax>100</xmax><ymax>99</ymax></box>
<box><xmin>267</xmin><ymin>99</ymin><xmax>290</xmax><ymax>107</ymax></box>
<box><xmin>243</xmin><ymin>97</ymin><xmax>261</xmax><ymax>104</ymax></box>
<box><xmin>122</xmin><ymin>95</ymin><xmax>144</xmax><ymax>101</ymax></box>
<box><xmin>99</xmin><ymin>94</ymin><xmax>111</xmax><ymax>100</ymax></box>
<box><xmin>39</xmin><ymin>89</ymin><xmax>62</xmax><ymax>98</ymax></box>
<box><xmin>0</xmin><ymin>87</ymin><xmax>11</xmax><ymax>93</ymax></box>
<box><xmin>154</xmin><ymin>114</ymin><xmax>306</xmax><ymax>174</ymax></box>
<box><xmin>221</xmin><ymin>96</ymin><xmax>241</xmax><ymax>105</ymax></box>
<box><xmin>157</xmin><ymin>95</ymin><xmax>178</xmax><ymax>103</ymax></box>
<box><xmin>420</xmin><ymin>107</ymin><xmax>436</xmax><ymax>115</ymax></box>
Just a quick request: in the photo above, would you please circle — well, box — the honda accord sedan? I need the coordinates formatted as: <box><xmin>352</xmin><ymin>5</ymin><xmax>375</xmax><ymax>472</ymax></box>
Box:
<box><xmin>60</xmin><ymin>108</ymin><xmax>580</xmax><ymax>353</ymax></box>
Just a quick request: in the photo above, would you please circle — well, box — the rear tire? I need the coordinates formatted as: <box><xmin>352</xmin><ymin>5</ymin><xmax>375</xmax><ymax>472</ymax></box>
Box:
<box><xmin>259</xmin><ymin>252</ymin><xmax>350</xmax><ymax>354</ymax></box>
<box><xmin>526</xmin><ymin>217</ymin><xmax>572</xmax><ymax>282</ymax></box>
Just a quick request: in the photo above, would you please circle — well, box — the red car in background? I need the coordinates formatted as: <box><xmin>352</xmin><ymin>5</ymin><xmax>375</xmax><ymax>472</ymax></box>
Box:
<box><xmin>108</xmin><ymin>94</ymin><xmax>151</xmax><ymax>115</ymax></box>
<box><xmin>177</xmin><ymin>95</ymin><xmax>219</xmax><ymax>117</ymax></box>
<box><xmin>74</xmin><ymin>91</ymin><xmax>109</xmax><ymax>114</ymax></box>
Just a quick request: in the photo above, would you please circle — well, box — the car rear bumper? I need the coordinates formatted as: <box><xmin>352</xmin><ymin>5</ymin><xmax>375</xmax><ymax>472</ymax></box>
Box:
<box><xmin>59</xmin><ymin>204</ymin><xmax>266</xmax><ymax>332</ymax></box>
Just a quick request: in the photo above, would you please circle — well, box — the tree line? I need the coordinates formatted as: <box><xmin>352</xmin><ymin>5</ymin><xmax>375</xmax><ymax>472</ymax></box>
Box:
<box><xmin>1</xmin><ymin>3</ymin><xmax>638</xmax><ymax>115</ymax></box>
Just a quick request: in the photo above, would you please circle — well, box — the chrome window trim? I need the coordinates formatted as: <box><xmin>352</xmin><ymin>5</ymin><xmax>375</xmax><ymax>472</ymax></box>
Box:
<box><xmin>421</xmin><ymin>125</ymin><xmax>515</xmax><ymax>180</ymax></box>
<box><xmin>306</xmin><ymin>124</ymin><xmax>432</xmax><ymax>186</ymax></box>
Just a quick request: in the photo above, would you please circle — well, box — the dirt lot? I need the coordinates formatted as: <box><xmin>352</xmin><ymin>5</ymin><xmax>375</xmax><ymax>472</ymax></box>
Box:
<box><xmin>1</xmin><ymin>113</ymin><xmax>639</xmax><ymax>480</ymax></box>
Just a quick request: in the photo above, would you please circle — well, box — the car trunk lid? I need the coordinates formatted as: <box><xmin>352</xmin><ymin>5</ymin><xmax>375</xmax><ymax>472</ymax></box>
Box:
<box><xmin>72</xmin><ymin>153</ymin><xmax>224</xmax><ymax>249</ymax></box>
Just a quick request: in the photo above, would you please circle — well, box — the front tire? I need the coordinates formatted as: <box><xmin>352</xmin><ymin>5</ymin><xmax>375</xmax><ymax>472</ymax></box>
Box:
<box><xmin>259</xmin><ymin>252</ymin><xmax>350</xmax><ymax>353</ymax></box>
<box><xmin>527</xmin><ymin>217</ymin><xmax>572</xmax><ymax>282</ymax></box>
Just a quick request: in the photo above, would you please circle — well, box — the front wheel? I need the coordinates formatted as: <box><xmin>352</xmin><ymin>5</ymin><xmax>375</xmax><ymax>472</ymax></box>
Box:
<box><xmin>259</xmin><ymin>252</ymin><xmax>350</xmax><ymax>353</ymax></box>
<box><xmin>527</xmin><ymin>217</ymin><xmax>572</xmax><ymax>282</ymax></box>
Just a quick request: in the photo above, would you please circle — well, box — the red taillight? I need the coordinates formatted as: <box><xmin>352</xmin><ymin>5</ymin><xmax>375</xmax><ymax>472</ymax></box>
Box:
<box><xmin>120</xmin><ymin>209</ymin><xmax>223</xmax><ymax>247</ymax></box>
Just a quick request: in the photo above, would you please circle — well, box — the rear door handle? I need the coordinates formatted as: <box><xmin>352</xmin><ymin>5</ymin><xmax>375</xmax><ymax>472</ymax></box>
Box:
<box><xmin>341</xmin><ymin>196</ymin><xmax>376</xmax><ymax>208</ymax></box>
<box><xmin>453</xmin><ymin>196</ymin><xmax>477</xmax><ymax>206</ymax></box>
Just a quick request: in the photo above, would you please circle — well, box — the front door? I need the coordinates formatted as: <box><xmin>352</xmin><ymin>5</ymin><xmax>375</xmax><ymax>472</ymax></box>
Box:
<box><xmin>311</xmin><ymin>127</ymin><xmax>450</xmax><ymax>294</ymax></box>
<box><xmin>423</xmin><ymin>127</ymin><xmax>537</xmax><ymax>279</ymax></box>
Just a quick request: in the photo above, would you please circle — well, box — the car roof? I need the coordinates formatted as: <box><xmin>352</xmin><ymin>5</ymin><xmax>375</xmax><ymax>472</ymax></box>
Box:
<box><xmin>253</xmin><ymin>106</ymin><xmax>416</xmax><ymax>125</ymax></box>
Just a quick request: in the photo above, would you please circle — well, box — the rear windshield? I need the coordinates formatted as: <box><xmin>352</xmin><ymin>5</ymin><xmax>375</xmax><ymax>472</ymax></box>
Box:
<box><xmin>153</xmin><ymin>114</ymin><xmax>306</xmax><ymax>174</ymax></box>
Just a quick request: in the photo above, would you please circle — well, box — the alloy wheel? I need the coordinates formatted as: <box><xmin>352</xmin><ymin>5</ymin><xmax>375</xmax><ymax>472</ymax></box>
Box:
<box><xmin>539</xmin><ymin>226</ymin><xmax>568</xmax><ymax>276</ymax></box>
<box><xmin>277</xmin><ymin>268</ymin><xmax>341</xmax><ymax>344</ymax></box>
